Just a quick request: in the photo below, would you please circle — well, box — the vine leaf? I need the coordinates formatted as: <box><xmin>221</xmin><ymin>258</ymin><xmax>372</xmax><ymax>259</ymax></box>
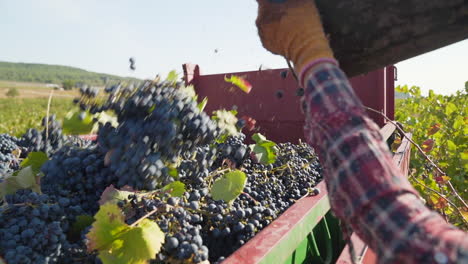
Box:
<box><xmin>197</xmin><ymin>97</ymin><xmax>208</xmax><ymax>112</ymax></box>
<box><xmin>99</xmin><ymin>185</ymin><xmax>137</xmax><ymax>205</ymax></box>
<box><xmin>63</xmin><ymin>110</ymin><xmax>96</xmax><ymax>135</ymax></box>
<box><xmin>162</xmin><ymin>181</ymin><xmax>185</xmax><ymax>197</ymax></box>
<box><xmin>166</xmin><ymin>70</ymin><xmax>179</xmax><ymax>85</ymax></box>
<box><xmin>445</xmin><ymin>102</ymin><xmax>457</xmax><ymax>116</ymax></box>
<box><xmin>87</xmin><ymin>203</ymin><xmax>164</xmax><ymax>264</ymax></box>
<box><xmin>250</xmin><ymin>133</ymin><xmax>277</xmax><ymax>165</ymax></box>
<box><xmin>427</xmin><ymin>123</ymin><xmax>441</xmax><ymax>136</ymax></box>
<box><xmin>224</xmin><ymin>75</ymin><xmax>252</xmax><ymax>94</ymax></box>
<box><xmin>446</xmin><ymin>140</ymin><xmax>457</xmax><ymax>152</ymax></box>
<box><xmin>211</xmin><ymin>170</ymin><xmax>247</xmax><ymax>203</ymax></box>
<box><xmin>421</xmin><ymin>139</ymin><xmax>435</xmax><ymax>153</ymax></box>
<box><xmin>435</xmin><ymin>176</ymin><xmax>451</xmax><ymax>184</ymax></box>
<box><xmin>0</xmin><ymin>166</ymin><xmax>41</xmax><ymax>199</ymax></box>
<box><xmin>167</xmin><ymin>165</ymin><xmax>178</xmax><ymax>179</ymax></box>
<box><xmin>462</xmin><ymin>208</ymin><xmax>468</xmax><ymax>221</ymax></box>
<box><xmin>20</xmin><ymin>151</ymin><xmax>48</xmax><ymax>175</ymax></box>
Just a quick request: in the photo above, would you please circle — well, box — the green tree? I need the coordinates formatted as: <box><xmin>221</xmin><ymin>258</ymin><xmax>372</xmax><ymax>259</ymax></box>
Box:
<box><xmin>62</xmin><ymin>79</ymin><xmax>76</xmax><ymax>90</ymax></box>
<box><xmin>6</xmin><ymin>87</ymin><xmax>19</xmax><ymax>97</ymax></box>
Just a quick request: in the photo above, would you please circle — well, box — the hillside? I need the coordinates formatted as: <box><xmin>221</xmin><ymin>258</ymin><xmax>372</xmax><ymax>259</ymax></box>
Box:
<box><xmin>0</xmin><ymin>61</ymin><xmax>140</xmax><ymax>86</ymax></box>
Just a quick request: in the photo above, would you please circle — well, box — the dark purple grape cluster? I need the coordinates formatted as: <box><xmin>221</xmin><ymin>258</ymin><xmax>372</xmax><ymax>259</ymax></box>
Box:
<box><xmin>41</xmin><ymin>145</ymin><xmax>116</xmax><ymax>214</ymax></box>
<box><xmin>0</xmin><ymin>134</ymin><xmax>20</xmax><ymax>175</ymax></box>
<box><xmin>19</xmin><ymin>114</ymin><xmax>65</xmax><ymax>156</ymax></box>
<box><xmin>93</xmin><ymin>81</ymin><xmax>219</xmax><ymax>190</ymax></box>
<box><xmin>178</xmin><ymin>145</ymin><xmax>217</xmax><ymax>188</ymax></box>
<box><xmin>0</xmin><ymin>190</ymin><xmax>69</xmax><ymax>264</ymax></box>
<box><xmin>107</xmin><ymin>138</ymin><xmax>322</xmax><ymax>263</ymax></box>
<box><xmin>0</xmin><ymin>74</ymin><xmax>324</xmax><ymax>263</ymax></box>
<box><xmin>213</xmin><ymin>134</ymin><xmax>250</xmax><ymax>168</ymax></box>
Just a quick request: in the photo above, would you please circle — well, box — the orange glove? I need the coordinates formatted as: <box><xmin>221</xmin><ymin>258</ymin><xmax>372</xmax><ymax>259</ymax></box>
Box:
<box><xmin>256</xmin><ymin>0</ymin><xmax>335</xmax><ymax>76</ymax></box>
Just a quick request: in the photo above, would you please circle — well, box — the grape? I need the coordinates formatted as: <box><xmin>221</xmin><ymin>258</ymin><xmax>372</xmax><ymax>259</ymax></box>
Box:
<box><xmin>280</xmin><ymin>70</ymin><xmax>288</xmax><ymax>79</ymax></box>
<box><xmin>0</xmin><ymin>134</ymin><xmax>21</xmax><ymax>175</ymax></box>
<box><xmin>213</xmin><ymin>134</ymin><xmax>249</xmax><ymax>168</ymax></box>
<box><xmin>0</xmin><ymin>75</ymin><xmax>324</xmax><ymax>263</ymax></box>
<box><xmin>91</xmin><ymin>81</ymin><xmax>219</xmax><ymax>190</ymax></box>
<box><xmin>19</xmin><ymin>114</ymin><xmax>65</xmax><ymax>156</ymax></box>
<box><xmin>0</xmin><ymin>190</ymin><xmax>70</xmax><ymax>264</ymax></box>
<box><xmin>41</xmin><ymin>145</ymin><xmax>116</xmax><ymax>214</ymax></box>
<box><xmin>276</xmin><ymin>89</ymin><xmax>284</xmax><ymax>99</ymax></box>
<box><xmin>296</xmin><ymin>87</ymin><xmax>305</xmax><ymax>97</ymax></box>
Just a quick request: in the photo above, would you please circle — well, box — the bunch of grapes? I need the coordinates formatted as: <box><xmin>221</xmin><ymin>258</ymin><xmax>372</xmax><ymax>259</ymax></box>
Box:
<box><xmin>213</xmin><ymin>134</ymin><xmax>250</xmax><ymax>168</ymax></box>
<box><xmin>0</xmin><ymin>73</ymin><xmax>325</xmax><ymax>263</ymax></box>
<box><xmin>0</xmin><ymin>190</ymin><xmax>69</xmax><ymax>264</ymax></box>
<box><xmin>41</xmin><ymin>145</ymin><xmax>116</xmax><ymax>214</ymax></box>
<box><xmin>19</xmin><ymin>115</ymin><xmax>65</xmax><ymax>156</ymax></box>
<box><xmin>0</xmin><ymin>134</ymin><xmax>21</xmax><ymax>175</ymax></box>
<box><xmin>89</xmin><ymin>80</ymin><xmax>219</xmax><ymax>190</ymax></box>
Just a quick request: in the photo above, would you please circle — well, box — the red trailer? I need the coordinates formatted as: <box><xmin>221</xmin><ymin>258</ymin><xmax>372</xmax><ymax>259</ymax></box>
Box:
<box><xmin>183</xmin><ymin>63</ymin><xmax>411</xmax><ymax>264</ymax></box>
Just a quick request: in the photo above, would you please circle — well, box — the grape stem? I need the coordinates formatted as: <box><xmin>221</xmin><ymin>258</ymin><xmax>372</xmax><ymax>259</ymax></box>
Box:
<box><xmin>45</xmin><ymin>90</ymin><xmax>54</xmax><ymax>143</ymax></box>
<box><xmin>241</xmin><ymin>192</ymin><xmax>260</xmax><ymax>205</ymax></box>
<box><xmin>365</xmin><ymin>106</ymin><xmax>468</xmax><ymax>210</ymax></box>
<box><xmin>129</xmin><ymin>208</ymin><xmax>159</xmax><ymax>228</ymax></box>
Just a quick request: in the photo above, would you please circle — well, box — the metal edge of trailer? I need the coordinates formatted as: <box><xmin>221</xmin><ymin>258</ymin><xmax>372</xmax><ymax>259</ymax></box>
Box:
<box><xmin>222</xmin><ymin>181</ymin><xmax>331</xmax><ymax>264</ymax></box>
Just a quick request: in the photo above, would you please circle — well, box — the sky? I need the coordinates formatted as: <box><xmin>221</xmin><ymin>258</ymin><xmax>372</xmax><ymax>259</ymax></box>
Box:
<box><xmin>1</xmin><ymin>0</ymin><xmax>467</xmax><ymax>95</ymax></box>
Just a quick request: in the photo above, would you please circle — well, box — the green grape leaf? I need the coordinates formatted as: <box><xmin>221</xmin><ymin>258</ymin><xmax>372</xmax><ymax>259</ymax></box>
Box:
<box><xmin>162</xmin><ymin>181</ymin><xmax>185</xmax><ymax>197</ymax></box>
<box><xmin>212</xmin><ymin>109</ymin><xmax>239</xmax><ymax>141</ymax></box>
<box><xmin>211</xmin><ymin>170</ymin><xmax>247</xmax><ymax>203</ymax></box>
<box><xmin>224</xmin><ymin>75</ymin><xmax>252</xmax><ymax>94</ymax></box>
<box><xmin>461</xmin><ymin>151</ymin><xmax>468</xmax><ymax>160</ymax></box>
<box><xmin>447</xmin><ymin>140</ymin><xmax>457</xmax><ymax>151</ymax></box>
<box><xmin>445</xmin><ymin>102</ymin><xmax>457</xmax><ymax>116</ymax></box>
<box><xmin>250</xmin><ymin>133</ymin><xmax>277</xmax><ymax>165</ymax></box>
<box><xmin>87</xmin><ymin>203</ymin><xmax>164</xmax><ymax>264</ymax></box>
<box><xmin>62</xmin><ymin>110</ymin><xmax>96</xmax><ymax>135</ymax></box>
<box><xmin>86</xmin><ymin>203</ymin><xmax>129</xmax><ymax>252</ymax></box>
<box><xmin>20</xmin><ymin>151</ymin><xmax>48</xmax><ymax>174</ymax></box>
<box><xmin>168</xmin><ymin>165</ymin><xmax>179</xmax><ymax>179</ymax></box>
<box><xmin>0</xmin><ymin>166</ymin><xmax>41</xmax><ymax>199</ymax></box>
<box><xmin>166</xmin><ymin>70</ymin><xmax>179</xmax><ymax>85</ymax></box>
<box><xmin>395</xmin><ymin>85</ymin><xmax>408</xmax><ymax>93</ymax></box>
<box><xmin>197</xmin><ymin>97</ymin><xmax>208</xmax><ymax>112</ymax></box>
<box><xmin>69</xmin><ymin>215</ymin><xmax>95</xmax><ymax>241</ymax></box>
<box><xmin>95</xmin><ymin>111</ymin><xmax>119</xmax><ymax>128</ymax></box>
<box><xmin>99</xmin><ymin>185</ymin><xmax>137</xmax><ymax>205</ymax></box>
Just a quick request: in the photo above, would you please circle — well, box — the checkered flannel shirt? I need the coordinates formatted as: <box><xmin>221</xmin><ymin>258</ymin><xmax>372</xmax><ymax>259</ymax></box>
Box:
<box><xmin>301</xmin><ymin>62</ymin><xmax>468</xmax><ymax>264</ymax></box>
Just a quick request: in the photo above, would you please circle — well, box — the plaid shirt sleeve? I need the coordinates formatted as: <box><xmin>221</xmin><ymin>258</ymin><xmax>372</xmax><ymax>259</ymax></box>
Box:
<box><xmin>301</xmin><ymin>62</ymin><xmax>468</xmax><ymax>264</ymax></box>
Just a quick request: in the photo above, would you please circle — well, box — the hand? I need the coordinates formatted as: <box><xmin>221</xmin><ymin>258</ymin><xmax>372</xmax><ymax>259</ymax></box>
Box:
<box><xmin>255</xmin><ymin>0</ymin><xmax>334</xmax><ymax>74</ymax></box>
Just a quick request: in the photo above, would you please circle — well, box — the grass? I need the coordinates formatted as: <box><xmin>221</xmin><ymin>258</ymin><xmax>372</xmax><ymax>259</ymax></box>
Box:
<box><xmin>0</xmin><ymin>80</ymin><xmax>79</xmax><ymax>99</ymax></box>
<box><xmin>0</xmin><ymin>97</ymin><xmax>76</xmax><ymax>137</ymax></box>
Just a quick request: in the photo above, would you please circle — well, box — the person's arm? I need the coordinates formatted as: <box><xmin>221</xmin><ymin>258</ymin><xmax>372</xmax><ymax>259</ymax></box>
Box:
<box><xmin>301</xmin><ymin>62</ymin><xmax>468</xmax><ymax>263</ymax></box>
<box><xmin>255</xmin><ymin>0</ymin><xmax>468</xmax><ymax>263</ymax></box>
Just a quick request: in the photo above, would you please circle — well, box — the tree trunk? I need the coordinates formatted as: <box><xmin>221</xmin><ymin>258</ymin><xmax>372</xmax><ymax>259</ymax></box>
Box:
<box><xmin>315</xmin><ymin>0</ymin><xmax>468</xmax><ymax>76</ymax></box>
